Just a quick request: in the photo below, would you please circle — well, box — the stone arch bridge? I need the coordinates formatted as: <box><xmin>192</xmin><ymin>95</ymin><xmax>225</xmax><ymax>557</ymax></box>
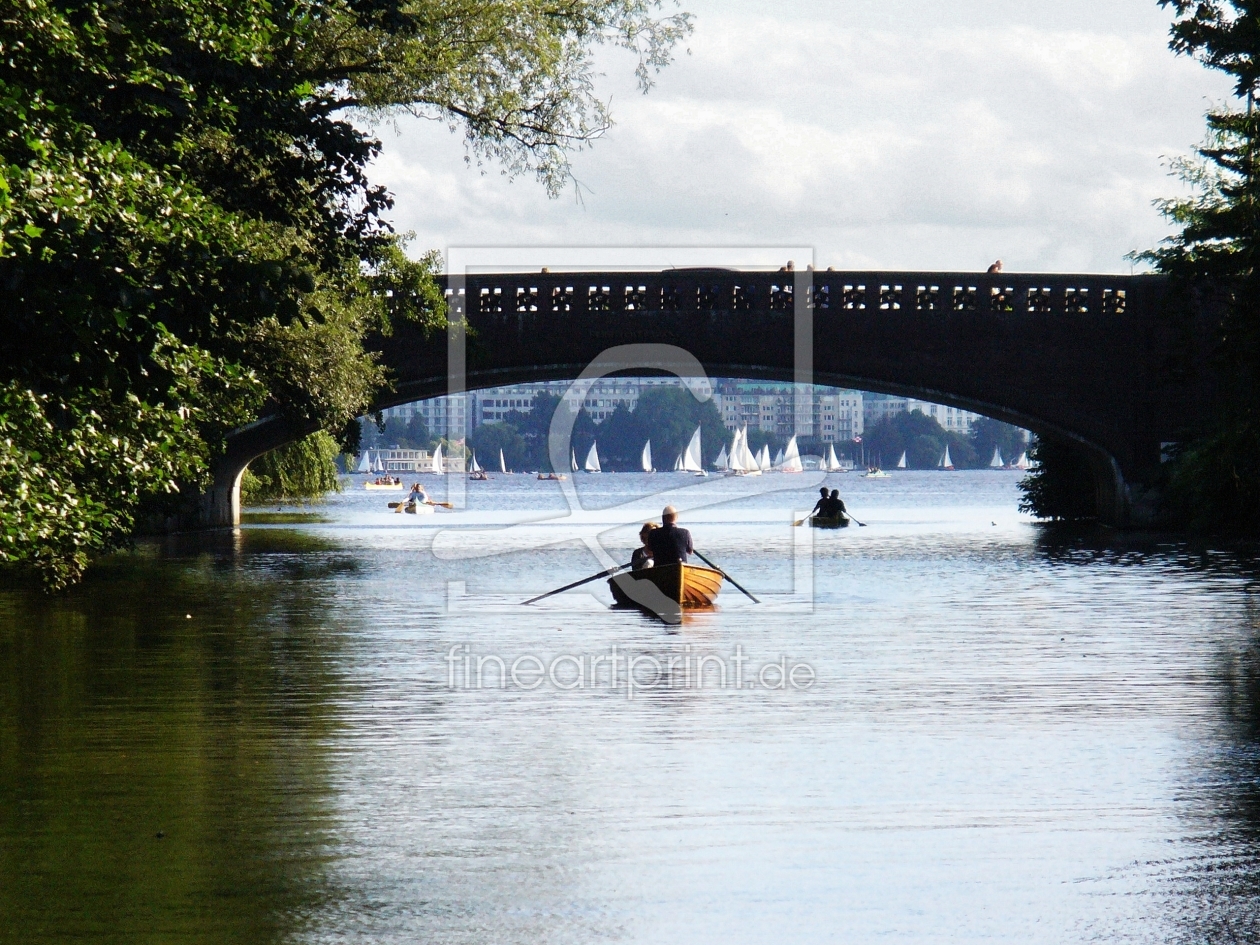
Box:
<box><xmin>203</xmin><ymin>268</ymin><xmax>1217</xmax><ymax>527</ymax></box>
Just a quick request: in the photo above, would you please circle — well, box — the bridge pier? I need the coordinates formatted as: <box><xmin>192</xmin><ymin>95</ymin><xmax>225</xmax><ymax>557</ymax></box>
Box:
<box><xmin>198</xmin><ymin>464</ymin><xmax>244</xmax><ymax>528</ymax></box>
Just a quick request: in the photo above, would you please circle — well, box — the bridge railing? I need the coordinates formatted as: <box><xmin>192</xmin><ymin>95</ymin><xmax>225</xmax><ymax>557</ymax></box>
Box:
<box><xmin>439</xmin><ymin>271</ymin><xmax>1163</xmax><ymax>321</ymax></box>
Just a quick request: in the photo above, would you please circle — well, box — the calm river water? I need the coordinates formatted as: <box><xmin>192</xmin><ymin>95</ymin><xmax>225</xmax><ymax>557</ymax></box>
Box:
<box><xmin>3</xmin><ymin>470</ymin><xmax>1260</xmax><ymax>943</ymax></box>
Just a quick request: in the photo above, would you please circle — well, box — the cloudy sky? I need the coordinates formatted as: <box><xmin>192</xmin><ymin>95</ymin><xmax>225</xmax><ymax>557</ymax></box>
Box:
<box><xmin>367</xmin><ymin>0</ymin><xmax>1234</xmax><ymax>274</ymax></box>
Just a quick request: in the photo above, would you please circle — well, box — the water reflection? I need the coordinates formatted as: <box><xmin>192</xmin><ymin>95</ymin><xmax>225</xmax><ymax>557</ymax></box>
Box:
<box><xmin>2</xmin><ymin>477</ymin><xmax>1260</xmax><ymax>942</ymax></box>
<box><xmin>0</xmin><ymin>543</ymin><xmax>351</xmax><ymax>943</ymax></box>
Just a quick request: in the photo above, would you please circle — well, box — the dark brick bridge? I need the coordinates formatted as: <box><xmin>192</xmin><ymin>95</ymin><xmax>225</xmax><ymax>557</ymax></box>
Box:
<box><xmin>203</xmin><ymin>268</ymin><xmax>1218</xmax><ymax>526</ymax></box>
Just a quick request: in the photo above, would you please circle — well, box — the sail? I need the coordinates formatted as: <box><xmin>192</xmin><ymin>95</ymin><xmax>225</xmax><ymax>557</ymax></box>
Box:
<box><xmin>757</xmin><ymin>445</ymin><xmax>771</xmax><ymax>471</ymax></box>
<box><xmin>739</xmin><ymin>428</ymin><xmax>761</xmax><ymax>472</ymax></box>
<box><xmin>641</xmin><ymin>440</ymin><xmax>654</xmax><ymax>473</ymax></box>
<box><xmin>774</xmin><ymin>448</ymin><xmax>785</xmax><ymax>467</ymax></box>
<box><xmin>781</xmin><ymin>435</ymin><xmax>803</xmax><ymax>472</ymax></box>
<box><xmin>826</xmin><ymin>444</ymin><xmax>840</xmax><ymax>471</ymax></box>
<box><xmin>714</xmin><ymin>444</ymin><xmax>728</xmax><ymax>469</ymax></box>
<box><xmin>499</xmin><ymin>449</ymin><xmax>507</xmax><ymax>474</ymax></box>
<box><xmin>682</xmin><ymin>427</ymin><xmax>703</xmax><ymax>472</ymax></box>
<box><xmin>431</xmin><ymin>444</ymin><xmax>444</xmax><ymax>475</ymax></box>
<box><xmin>942</xmin><ymin>445</ymin><xmax>954</xmax><ymax>470</ymax></box>
<box><xmin>584</xmin><ymin>441</ymin><xmax>601</xmax><ymax>473</ymax></box>
<box><xmin>571</xmin><ymin>449</ymin><xmax>578</xmax><ymax>472</ymax></box>
<box><xmin>990</xmin><ymin>447</ymin><xmax>1004</xmax><ymax>468</ymax></box>
<box><xmin>470</xmin><ymin>451</ymin><xmax>482</xmax><ymax>472</ymax></box>
<box><xmin>673</xmin><ymin>453</ymin><xmax>683</xmax><ymax>471</ymax></box>
<box><xmin>1014</xmin><ymin>451</ymin><xmax>1029</xmax><ymax>469</ymax></box>
<box><xmin>897</xmin><ymin>451</ymin><xmax>907</xmax><ymax>469</ymax></box>
<box><xmin>356</xmin><ymin>451</ymin><xmax>371</xmax><ymax>473</ymax></box>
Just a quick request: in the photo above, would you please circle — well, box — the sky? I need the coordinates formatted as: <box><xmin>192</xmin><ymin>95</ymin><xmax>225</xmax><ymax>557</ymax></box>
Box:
<box><xmin>366</xmin><ymin>0</ymin><xmax>1235</xmax><ymax>274</ymax></box>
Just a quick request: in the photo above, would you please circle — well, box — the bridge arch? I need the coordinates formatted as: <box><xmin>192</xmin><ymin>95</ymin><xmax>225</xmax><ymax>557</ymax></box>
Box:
<box><xmin>200</xmin><ymin>269</ymin><xmax>1217</xmax><ymax>527</ymax></box>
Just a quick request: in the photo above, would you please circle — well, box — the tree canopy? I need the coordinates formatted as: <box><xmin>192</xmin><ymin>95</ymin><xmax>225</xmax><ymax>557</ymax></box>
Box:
<box><xmin>0</xmin><ymin>0</ymin><xmax>692</xmax><ymax>587</ymax></box>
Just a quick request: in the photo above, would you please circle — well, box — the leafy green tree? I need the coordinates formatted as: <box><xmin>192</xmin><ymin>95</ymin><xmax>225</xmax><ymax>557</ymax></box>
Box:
<box><xmin>241</xmin><ymin>432</ymin><xmax>343</xmax><ymax>505</ymax></box>
<box><xmin>1018</xmin><ymin>437</ymin><xmax>1100</xmax><ymax>521</ymax></box>
<box><xmin>1132</xmin><ymin>1</ymin><xmax>1260</xmax><ymax>529</ymax></box>
<box><xmin>863</xmin><ymin>410</ymin><xmax>979</xmax><ymax>468</ymax></box>
<box><xmin>0</xmin><ymin>0</ymin><xmax>691</xmax><ymax>586</ymax></box>
<box><xmin>632</xmin><ymin>387</ymin><xmax>726</xmax><ymax>468</ymax></box>
<box><xmin>969</xmin><ymin>417</ymin><xmax>1029</xmax><ymax>467</ymax></box>
<box><xmin>468</xmin><ymin>422</ymin><xmax>528</xmax><ymax>471</ymax></box>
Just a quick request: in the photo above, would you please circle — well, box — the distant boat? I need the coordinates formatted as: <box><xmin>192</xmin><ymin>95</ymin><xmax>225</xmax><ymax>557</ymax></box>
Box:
<box><xmin>825</xmin><ymin>444</ymin><xmax>843</xmax><ymax>472</ymax></box>
<box><xmin>713</xmin><ymin>444</ymin><xmax>728</xmax><ymax>470</ymax></box>
<box><xmin>641</xmin><ymin>440</ymin><xmax>654</xmax><ymax>473</ymax></box>
<box><xmin>725</xmin><ymin>426</ymin><xmax>761</xmax><ymax>476</ymax></box>
<box><xmin>355</xmin><ymin>451</ymin><xmax>372</xmax><ymax>474</ymax></box>
<box><xmin>673</xmin><ymin>453</ymin><xmax>683</xmax><ymax>471</ymax></box>
<box><xmin>431</xmin><ymin>444</ymin><xmax>444</xmax><ymax>475</ymax></box>
<box><xmin>1013</xmin><ymin>451</ymin><xmax>1030</xmax><ymax>470</ymax></box>
<box><xmin>682</xmin><ymin>426</ymin><xmax>706</xmax><ymax>475</ymax></box>
<box><xmin>774</xmin><ymin>447</ymin><xmax>785</xmax><ymax>467</ymax></box>
<box><xmin>469</xmin><ymin>451</ymin><xmax>482</xmax><ymax>472</ymax></box>
<box><xmin>372</xmin><ymin>453</ymin><xmax>385</xmax><ymax>474</ymax></box>
<box><xmin>863</xmin><ymin>467</ymin><xmax>890</xmax><ymax>479</ymax></box>
<box><xmin>938</xmin><ymin>445</ymin><xmax>954</xmax><ymax>471</ymax></box>
<box><xmin>469</xmin><ymin>450</ymin><xmax>487</xmax><ymax>480</ymax></box>
<box><xmin>571</xmin><ymin>449</ymin><xmax>579</xmax><ymax>472</ymax></box>
<box><xmin>584</xmin><ymin>441</ymin><xmax>601</xmax><ymax>473</ymax></box>
<box><xmin>499</xmin><ymin>449</ymin><xmax>508</xmax><ymax>474</ymax></box>
<box><xmin>989</xmin><ymin>446</ymin><xmax>1004</xmax><ymax>468</ymax></box>
<box><xmin>897</xmin><ymin>451</ymin><xmax>907</xmax><ymax>469</ymax></box>
<box><xmin>780</xmin><ymin>435</ymin><xmax>803</xmax><ymax>473</ymax></box>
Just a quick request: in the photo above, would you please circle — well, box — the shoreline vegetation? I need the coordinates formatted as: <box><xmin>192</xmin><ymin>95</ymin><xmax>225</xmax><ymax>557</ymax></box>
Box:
<box><xmin>0</xmin><ymin>0</ymin><xmax>692</xmax><ymax>589</ymax></box>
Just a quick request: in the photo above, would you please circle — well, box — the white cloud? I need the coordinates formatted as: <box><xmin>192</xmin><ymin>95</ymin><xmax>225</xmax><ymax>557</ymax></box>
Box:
<box><xmin>368</xmin><ymin>0</ymin><xmax>1233</xmax><ymax>273</ymax></box>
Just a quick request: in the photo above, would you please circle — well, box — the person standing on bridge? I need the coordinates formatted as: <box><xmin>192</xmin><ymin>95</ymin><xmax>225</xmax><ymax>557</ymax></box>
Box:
<box><xmin>647</xmin><ymin>506</ymin><xmax>693</xmax><ymax>566</ymax></box>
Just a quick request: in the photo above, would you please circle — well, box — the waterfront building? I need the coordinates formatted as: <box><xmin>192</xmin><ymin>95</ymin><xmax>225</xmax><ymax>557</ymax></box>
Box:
<box><xmin>714</xmin><ymin>381</ymin><xmax>864</xmax><ymax>441</ymax></box>
<box><xmin>863</xmin><ymin>393</ymin><xmax>981</xmax><ymax>434</ymax></box>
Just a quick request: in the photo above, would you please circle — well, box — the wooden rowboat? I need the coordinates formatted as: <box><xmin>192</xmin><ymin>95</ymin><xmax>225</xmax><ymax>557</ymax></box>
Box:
<box><xmin>608</xmin><ymin>563</ymin><xmax>723</xmax><ymax>614</ymax></box>
<box><xmin>809</xmin><ymin>515</ymin><xmax>849</xmax><ymax>529</ymax></box>
<box><xmin>365</xmin><ymin>482</ymin><xmax>403</xmax><ymax>491</ymax></box>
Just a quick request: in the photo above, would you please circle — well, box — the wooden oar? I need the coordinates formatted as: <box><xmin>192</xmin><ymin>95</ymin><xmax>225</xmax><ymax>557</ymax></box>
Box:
<box><xmin>692</xmin><ymin>550</ymin><xmax>760</xmax><ymax>604</ymax></box>
<box><xmin>387</xmin><ymin>499</ymin><xmax>455</xmax><ymax>510</ymax></box>
<box><xmin>522</xmin><ymin>564</ymin><xmax>631</xmax><ymax>606</ymax></box>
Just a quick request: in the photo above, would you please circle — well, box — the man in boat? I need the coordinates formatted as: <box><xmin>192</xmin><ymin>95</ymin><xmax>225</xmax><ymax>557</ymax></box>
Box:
<box><xmin>631</xmin><ymin>523</ymin><xmax>656</xmax><ymax>570</ymax></box>
<box><xmin>646</xmin><ymin>505</ymin><xmax>692</xmax><ymax>565</ymax></box>
<box><xmin>829</xmin><ymin>489</ymin><xmax>848</xmax><ymax>521</ymax></box>
<box><xmin>810</xmin><ymin>487</ymin><xmax>830</xmax><ymax>520</ymax></box>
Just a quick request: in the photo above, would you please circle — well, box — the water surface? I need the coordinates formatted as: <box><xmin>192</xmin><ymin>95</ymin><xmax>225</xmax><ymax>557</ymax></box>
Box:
<box><xmin>3</xmin><ymin>471</ymin><xmax>1260</xmax><ymax>943</ymax></box>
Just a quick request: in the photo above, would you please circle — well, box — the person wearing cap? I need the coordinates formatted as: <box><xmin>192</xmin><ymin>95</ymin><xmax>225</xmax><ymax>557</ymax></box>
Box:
<box><xmin>647</xmin><ymin>505</ymin><xmax>693</xmax><ymax>566</ymax></box>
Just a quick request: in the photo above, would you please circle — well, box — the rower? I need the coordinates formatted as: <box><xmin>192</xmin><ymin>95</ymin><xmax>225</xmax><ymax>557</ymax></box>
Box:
<box><xmin>647</xmin><ymin>505</ymin><xmax>693</xmax><ymax>565</ymax></box>
<box><xmin>829</xmin><ymin>489</ymin><xmax>847</xmax><ymax>520</ymax></box>
<box><xmin>632</xmin><ymin>523</ymin><xmax>657</xmax><ymax>571</ymax></box>
<box><xmin>810</xmin><ymin>487</ymin><xmax>830</xmax><ymax>520</ymax></box>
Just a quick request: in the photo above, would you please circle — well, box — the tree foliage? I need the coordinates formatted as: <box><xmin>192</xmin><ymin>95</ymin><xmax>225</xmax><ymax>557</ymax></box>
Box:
<box><xmin>241</xmin><ymin>432</ymin><xmax>343</xmax><ymax>505</ymax></box>
<box><xmin>1138</xmin><ymin>1</ymin><xmax>1260</xmax><ymax>529</ymax></box>
<box><xmin>1017</xmin><ymin>437</ymin><xmax>1100</xmax><ymax>522</ymax></box>
<box><xmin>0</xmin><ymin>0</ymin><xmax>691</xmax><ymax>586</ymax></box>
<box><xmin>861</xmin><ymin>410</ymin><xmax>980</xmax><ymax>469</ymax></box>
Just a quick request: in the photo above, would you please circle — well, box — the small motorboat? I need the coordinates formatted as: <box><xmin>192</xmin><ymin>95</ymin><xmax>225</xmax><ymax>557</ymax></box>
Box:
<box><xmin>809</xmin><ymin>515</ymin><xmax>849</xmax><ymax>529</ymax></box>
<box><xmin>608</xmin><ymin>563</ymin><xmax>723</xmax><ymax>615</ymax></box>
<box><xmin>862</xmin><ymin>468</ymin><xmax>890</xmax><ymax>479</ymax></box>
<box><xmin>365</xmin><ymin>479</ymin><xmax>404</xmax><ymax>491</ymax></box>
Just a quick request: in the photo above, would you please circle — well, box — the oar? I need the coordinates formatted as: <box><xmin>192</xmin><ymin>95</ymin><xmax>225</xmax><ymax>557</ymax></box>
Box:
<box><xmin>521</xmin><ymin>564</ymin><xmax>631</xmax><ymax>606</ymax></box>
<box><xmin>692</xmin><ymin>550</ymin><xmax>760</xmax><ymax>604</ymax></box>
<box><xmin>387</xmin><ymin>499</ymin><xmax>455</xmax><ymax>509</ymax></box>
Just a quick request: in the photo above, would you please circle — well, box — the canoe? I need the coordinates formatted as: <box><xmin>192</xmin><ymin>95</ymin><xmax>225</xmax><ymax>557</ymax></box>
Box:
<box><xmin>810</xmin><ymin>516</ymin><xmax>849</xmax><ymax>529</ymax></box>
<box><xmin>365</xmin><ymin>482</ymin><xmax>403</xmax><ymax>491</ymax></box>
<box><xmin>608</xmin><ymin>563</ymin><xmax>723</xmax><ymax>611</ymax></box>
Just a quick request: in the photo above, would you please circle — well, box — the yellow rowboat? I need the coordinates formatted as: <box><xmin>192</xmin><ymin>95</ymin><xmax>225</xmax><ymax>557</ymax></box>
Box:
<box><xmin>365</xmin><ymin>482</ymin><xmax>403</xmax><ymax>491</ymax></box>
<box><xmin>609</xmin><ymin>563</ymin><xmax>723</xmax><ymax>614</ymax></box>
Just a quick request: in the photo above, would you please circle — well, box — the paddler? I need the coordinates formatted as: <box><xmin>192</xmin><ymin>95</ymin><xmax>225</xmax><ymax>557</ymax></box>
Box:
<box><xmin>646</xmin><ymin>505</ymin><xmax>693</xmax><ymax>565</ymax></box>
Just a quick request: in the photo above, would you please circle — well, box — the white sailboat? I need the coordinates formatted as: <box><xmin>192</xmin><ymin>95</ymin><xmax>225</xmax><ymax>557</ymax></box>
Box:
<box><xmin>469</xmin><ymin>451</ymin><xmax>482</xmax><ymax>473</ymax></box>
<box><xmin>682</xmin><ymin>427</ymin><xmax>705</xmax><ymax>475</ymax></box>
<box><xmin>499</xmin><ymin>449</ymin><xmax>508</xmax><ymax>474</ymax></box>
<box><xmin>826</xmin><ymin>444</ymin><xmax>842</xmax><ymax>472</ymax></box>
<box><xmin>724</xmin><ymin>427</ymin><xmax>760</xmax><ymax>476</ymax></box>
<box><xmin>641</xmin><ymin>440</ymin><xmax>654</xmax><ymax>473</ymax></box>
<box><xmin>989</xmin><ymin>446</ymin><xmax>1004</xmax><ymax>468</ymax></box>
<box><xmin>757</xmin><ymin>444</ymin><xmax>772</xmax><ymax>471</ymax></box>
<box><xmin>774</xmin><ymin>447</ymin><xmax>785</xmax><ymax>468</ymax></box>
<box><xmin>571</xmin><ymin>449</ymin><xmax>579</xmax><ymax>472</ymax></box>
<box><xmin>781</xmin><ymin>435</ymin><xmax>803</xmax><ymax>473</ymax></box>
<box><xmin>673</xmin><ymin>453</ymin><xmax>683</xmax><ymax>472</ymax></box>
<box><xmin>431</xmin><ymin>443</ymin><xmax>444</xmax><ymax>475</ymax></box>
<box><xmin>355</xmin><ymin>451</ymin><xmax>371</xmax><ymax>474</ymax></box>
<box><xmin>897</xmin><ymin>451</ymin><xmax>907</xmax><ymax>469</ymax></box>
<box><xmin>713</xmin><ymin>444</ymin><xmax>728</xmax><ymax>470</ymax></box>
<box><xmin>939</xmin><ymin>444</ymin><xmax>954</xmax><ymax>471</ymax></box>
<box><xmin>584</xmin><ymin>442</ymin><xmax>601</xmax><ymax>473</ymax></box>
<box><xmin>1013</xmin><ymin>451</ymin><xmax>1030</xmax><ymax>470</ymax></box>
